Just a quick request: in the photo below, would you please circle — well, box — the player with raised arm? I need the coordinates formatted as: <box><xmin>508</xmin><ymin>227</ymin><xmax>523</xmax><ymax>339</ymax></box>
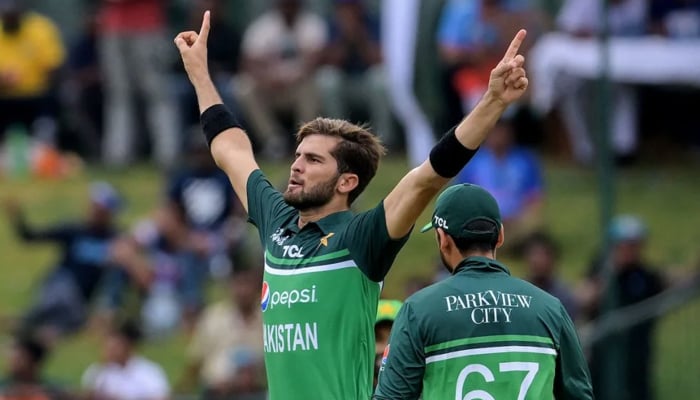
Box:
<box><xmin>174</xmin><ymin>11</ymin><xmax>529</xmax><ymax>399</ymax></box>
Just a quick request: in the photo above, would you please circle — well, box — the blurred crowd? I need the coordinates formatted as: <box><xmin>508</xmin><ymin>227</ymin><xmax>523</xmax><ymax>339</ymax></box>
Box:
<box><xmin>1</xmin><ymin>0</ymin><xmax>699</xmax><ymax>399</ymax></box>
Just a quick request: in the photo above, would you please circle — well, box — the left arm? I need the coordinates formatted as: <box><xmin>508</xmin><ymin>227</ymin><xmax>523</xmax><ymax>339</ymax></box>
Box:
<box><xmin>383</xmin><ymin>30</ymin><xmax>529</xmax><ymax>239</ymax></box>
<box><xmin>373</xmin><ymin>303</ymin><xmax>425</xmax><ymax>400</ymax></box>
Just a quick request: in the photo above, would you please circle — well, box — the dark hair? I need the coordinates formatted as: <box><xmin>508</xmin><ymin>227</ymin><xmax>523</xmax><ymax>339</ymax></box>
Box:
<box><xmin>15</xmin><ymin>336</ymin><xmax>47</xmax><ymax>364</ymax></box>
<box><xmin>452</xmin><ymin>219</ymin><xmax>499</xmax><ymax>254</ymax></box>
<box><xmin>523</xmin><ymin>231</ymin><xmax>559</xmax><ymax>259</ymax></box>
<box><xmin>296</xmin><ymin>118</ymin><xmax>386</xmax><ymax>205</ymax></box>
<box><xmin>113</xmin><ymin>320</ymin><xmax>143</xmax><ymax>345</ymax></box>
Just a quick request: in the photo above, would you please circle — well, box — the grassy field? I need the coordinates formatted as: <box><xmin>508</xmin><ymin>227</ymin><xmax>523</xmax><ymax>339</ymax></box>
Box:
<box><xmin>1</xmin><ymin>157</ymin><xmax>699</xmax><ymax>396</ymax></box>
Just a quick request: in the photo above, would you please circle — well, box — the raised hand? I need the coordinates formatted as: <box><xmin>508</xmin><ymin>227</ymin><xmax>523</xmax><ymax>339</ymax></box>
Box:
<box><xmin>487</xmin><ymin>29</ymin><xmax>529</xmax><ymax>106</ymax></box>
<box><xmin>174</xmin><ymin>10</ymin><xmax>211</xmax><ymax>83</ymax></box>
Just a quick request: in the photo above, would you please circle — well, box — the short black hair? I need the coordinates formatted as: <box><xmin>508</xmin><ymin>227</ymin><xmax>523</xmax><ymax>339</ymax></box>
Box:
<box><xmin>113</xmin><ymin>320</ymin><xmax>143</xmax><ymax>345</ymax></box>
<box><xmin>523</xmin><ymin>231</ymin><xmax>559</xmax><ymax>258</ymax></box>
<box><xmin>452</xmin><ymin>219</ymin><xmax>499</xmax><ymax>254</ymax></box>
<box><xmin>15</xmin><ymin>336</ymin><xmax>47</xmax><ymax>364</ymax></box>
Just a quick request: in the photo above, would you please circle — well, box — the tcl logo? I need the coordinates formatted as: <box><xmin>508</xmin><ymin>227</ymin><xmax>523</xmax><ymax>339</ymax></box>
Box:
<box><xmin>433</xmin><ymin>215</ymin><xmax>449</xmax><ymax>229</ymax></box>
<box><xmin>282</xmin><ymin>245</ymin><xmax>305</xmax><ymax>258</ymax></box>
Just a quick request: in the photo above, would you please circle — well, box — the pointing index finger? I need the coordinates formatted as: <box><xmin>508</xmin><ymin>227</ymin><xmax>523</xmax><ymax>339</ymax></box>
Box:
<box><xmin>503</xmin><ymin>29</ymin><xmax>527</xmax><ymax>61</ymax></box>
<box><xmin>198</xmin><ymin>10</ymin><xmax>211</xmax><ymax>44</ymax></box>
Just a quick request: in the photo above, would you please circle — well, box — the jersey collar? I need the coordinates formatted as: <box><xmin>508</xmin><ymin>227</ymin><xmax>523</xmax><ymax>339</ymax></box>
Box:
<box><xmin>453</xmin><ymin>256</ymin><xmax>511</xmax><ymax>276</ymax></box>
<box><xmin>284</xmin><ymin>210</ymin><xmax>353</xmax><ymax>235</ymax></box>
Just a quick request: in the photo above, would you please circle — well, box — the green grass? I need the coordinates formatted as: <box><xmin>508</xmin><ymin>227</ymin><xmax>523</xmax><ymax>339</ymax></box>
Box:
<box><xmin>1</xmin><ymin>157</ymin><xmax>699</xmax><ymax>396</ymax></box>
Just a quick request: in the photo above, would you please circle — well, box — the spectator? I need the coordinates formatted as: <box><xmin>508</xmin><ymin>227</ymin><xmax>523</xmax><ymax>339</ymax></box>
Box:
<box><xmin>579</xmin><ymin>214</ymin><xmax>664</xmax><ymax>400</ymax></box>
<box><xmin>0</xmin><ymin>336</ymin><xmax>66</xmax><ymax>400</ymax></box>
<box><xmin>523</xmin><ymin>231</ymin><xmax>579</xmax><ymax>320</ymax></box>
<box><xmin>172</xmin><ymin>0</ymin><xmax>241</xmax><ymax>150</ymax></box>
<box><xmin>648</xmin><ymin>0</ymin><xmax>700</xmax><ymax>38</ymax></box>
<box><xmin>166</xmin><ymin>133</ymin><xmax>246</xmax><ymax>283</ymax></box>
<box><xmin>373</xmin><ymin>299</ymin><xmax>402</xmax><ymax>389</ymax></box>
<box><xmin>0</xmin><ymin>0</ymin><xmax>65</xmax><ymax>141</ymax></box>
<box><xmin>380</xmin><ymin>0</ymin><xmax>435</xmax><ymax>167</ymax></box>
<box><xmin>437</xmin><ymin>0</ymin><xmax>528</xmax><ymax>113</ymax></box>
<box><xmin>96</xmin><ymin>0</ymin><xmax>178</xmax><ymax>167</ymax></box>
<box><xmin>234</xmin><ymin>0</ymin><xmax>327</xmax><ymax>159</ymax></box>
<box><xmin>180</xmin><ymin>267</ymin><xmax>265</xmax><ymax>400</ymax></box>
<box><xmin>2</xmin><ymin>182</ymin><xmax>124</xmax><ymax>343</ymax></box>
<box><xmin>82</xmin><ymin>320</ymin><xmax>170</xmax><ymax>400</ymax></box>
<box><xmin>555</xmin><ymin>0</ymin><xmax>647</xmax><ymax>164</ymax></box>
<box><xmin>60</xmin><ymin>8</ymin><xmax>102</xmax><ymax>161</ymax></box>
<box><xmin>108</xmin><ymin>205</ymin><xmax>191</xmax><ymax>338</ymax></box>
<box><xmin>455</xmin><ymin>117</ymin><xmax>544</xmax><ymax>250</ymax></box>
<box><xmin>317</xmin><ymin>0</ymin><xmax>393</xmax><ymax>146</ymax></box>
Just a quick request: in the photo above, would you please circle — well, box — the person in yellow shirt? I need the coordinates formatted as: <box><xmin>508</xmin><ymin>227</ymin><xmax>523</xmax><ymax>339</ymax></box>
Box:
<box><xmin>0</xmin><ymin>0</ymin><xmax>65</xmax><ymax>137</ymax></box>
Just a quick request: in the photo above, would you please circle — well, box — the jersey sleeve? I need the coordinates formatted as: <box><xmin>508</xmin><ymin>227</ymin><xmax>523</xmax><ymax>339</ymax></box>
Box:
<box><xmin>246</xmin><ymin>170</ymin><xmax>294</xmax><ymax>240</ymax></box>
<box><xmin>373</xmin><ymin>302</ymin><xmax>424</xmax><ymax>400</ymax></box>
<box><xmin>554</xmin><ymin>303</ymin><xmax>594</xmax><ymax>400</ymax></box>
<box><xmin>344</xmin><ymin>201</ymin><xmax>411</xmax><ymax>282</ymax></box>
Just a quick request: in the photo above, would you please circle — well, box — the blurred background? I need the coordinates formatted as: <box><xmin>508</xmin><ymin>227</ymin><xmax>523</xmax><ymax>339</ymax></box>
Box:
<box><xmin>0</xmin><ymin>0</ymin><xmax>699</xmax><ymax>399</ymax></box>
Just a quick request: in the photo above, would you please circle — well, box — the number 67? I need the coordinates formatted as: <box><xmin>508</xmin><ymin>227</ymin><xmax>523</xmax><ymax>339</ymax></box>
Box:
<box><xmin>456</xmin><ymin>362</ymin><xmax>539</xmax><ymax>400</ymax></box>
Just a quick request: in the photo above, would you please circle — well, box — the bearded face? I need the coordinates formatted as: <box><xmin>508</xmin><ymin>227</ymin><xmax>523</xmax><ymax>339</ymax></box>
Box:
<box><xmin>283</xmin><ymin>173</ymin><xmax>339</xmax><ymax>211</ymax></box>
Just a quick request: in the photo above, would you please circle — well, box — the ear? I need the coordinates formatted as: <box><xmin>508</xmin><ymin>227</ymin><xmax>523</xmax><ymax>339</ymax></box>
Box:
<box><xmin>495</xmin><ymin>224</ymin><xmax>505</xmax><ymax>249</ymax></box>
<box><xmin>436</xmin><ymin>228</ymin><xmax>452</xmax><ymax>253</ymax></box>
<box><xmin>336</xmin><ymin>173</ymin><xmax>359</xmax><ymax>195</ymax></box>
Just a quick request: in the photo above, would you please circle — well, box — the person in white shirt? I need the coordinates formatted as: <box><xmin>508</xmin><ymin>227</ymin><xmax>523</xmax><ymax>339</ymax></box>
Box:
<box><xmin>82</xmin><ymin>321</ymin><xmax>170</xmax><ymax>400</ymax></box>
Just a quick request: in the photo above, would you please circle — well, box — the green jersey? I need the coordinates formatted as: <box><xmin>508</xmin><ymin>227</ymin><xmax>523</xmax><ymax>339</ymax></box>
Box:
<box><xmin>374</xmin><ymin>257</ymin><xmax>593</xmax><ymax>400</ymax></box>
<box><xmin>247</xmin><ymin>170</ymin><xmax>409</xmax><ymax>399</ymax></box>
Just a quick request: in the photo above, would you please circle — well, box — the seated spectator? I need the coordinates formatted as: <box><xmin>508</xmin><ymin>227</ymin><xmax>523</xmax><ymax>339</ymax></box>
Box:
<box><xmin>523</xmin><ymin>232</ymin><xmax>578</xmax><ymax>320</ymax></box>
<box><xmin>82</xmin><ymin>320</ymin><xmax>170</xmax><ymax>400</ymax></box>
<box><xmin>166</xmin><ymin>133</ymin><xmax>247</xmax><ymax>282</ymax></box>
<box><xmin>234</xmin><ymin>0</ymin><xmax>327</xmax><ymax>159</ymax></box>
<box><xmin>317</xmin><ymin>0</ymin><xmax>393</xmax><ymax>145</ymax></box>
<box><xmin>2</xmin><ymin>182</ymin><xmax>124</xmax><ymax>343</ymax></box>
<box><xmin>179</xmin><ymin>266</ymin><xmax>265</xmax><ymax>400</ymax></box>
<box><xmin>108</xmin><ymin>205</ymin><xmax>192</xmax><ymax>338</ymax></box>
<box><xmin>0</xmin><ymin>336</ymin><xmax>67</xmax><ymax>400</ymax></box>
<box><xmin>579</xmin><ymin>215</ymin><xmax>665</xmax><ymax>400</ymax></box>
<box><xmin>555</xmin><ymin>0</ymin><xmax>647</xmax><ymax>164</ymax></box>
<box><xmin>649</xmin><ymin>0</ymin><xmax>700</xmax><ymax>38</ymax></box>
<box><xmin>0</xmin><ymin>0</ymin><xmax>65</xmax><ymax>141</ymax></box>
<box><xmin>455</xmin><ymin>117</ymin><xmax>544</xmax><ymax>250</ymax></box>
<box><xmin>373</xmin><ymin>299</ymin><xmax>402</xmax><ymax>389</ymax></box>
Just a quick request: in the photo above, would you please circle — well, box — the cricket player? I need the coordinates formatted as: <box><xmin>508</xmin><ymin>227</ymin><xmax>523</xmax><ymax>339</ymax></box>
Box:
<box><xmin>374</xmin><ymin>184</ymin><xmax>593</xmax><ymax>399</ymax></box>
<box><xmin>175</xmin><ymin>10</ymin><xmax>529</xmax><ymax>399</ymax></box>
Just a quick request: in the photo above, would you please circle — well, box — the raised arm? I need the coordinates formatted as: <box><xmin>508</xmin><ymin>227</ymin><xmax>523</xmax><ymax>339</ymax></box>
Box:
<box><xmin>174</xmin><ymin>11</ymin><xmax>258</xmax><ymax>212</ymax></box>
<box><xmin>383</xmin><ymin>30</ymin><xmax>529</xmax><ymax>239</ymax></box>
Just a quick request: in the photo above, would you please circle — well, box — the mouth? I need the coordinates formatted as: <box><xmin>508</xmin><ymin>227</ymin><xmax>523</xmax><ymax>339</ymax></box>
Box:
<box><xmin>287</xmin><ymin>177</ymin><xmax>303</xmax><ymax>190</ymax></box>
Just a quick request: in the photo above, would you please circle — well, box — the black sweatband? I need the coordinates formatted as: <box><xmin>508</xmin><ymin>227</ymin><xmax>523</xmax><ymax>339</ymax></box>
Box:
<box><xmin>200</xmin><ymin>104</ymin><xmax>242</xmax><ymax>147</ymax></box>
<box><xmin>429</xmin><ymin>127</ymin><xmax>479</xmax><ymax>178</ymax></box>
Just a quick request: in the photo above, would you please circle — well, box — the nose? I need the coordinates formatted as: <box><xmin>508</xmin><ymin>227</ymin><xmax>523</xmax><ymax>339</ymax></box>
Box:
<box><xmin>290</xmin><ymin>156</ymin><xmax>304</xmax><ymax>173</ymax></box>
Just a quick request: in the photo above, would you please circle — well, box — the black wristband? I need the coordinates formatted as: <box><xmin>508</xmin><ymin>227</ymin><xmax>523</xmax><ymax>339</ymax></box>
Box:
<box><xmin>429</xmin><ymin>127</ymin><xmax>479</xmax><ymax>178</ymax></box>
<box><xmin>200</xmin><ymin>104</ymin><xmax>242</xmax><ymax>147</ymax></box>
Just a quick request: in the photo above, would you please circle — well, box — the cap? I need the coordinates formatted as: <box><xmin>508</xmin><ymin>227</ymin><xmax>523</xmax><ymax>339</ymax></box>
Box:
<box><xmin>420</xmin><ymin>184</ymin><xmax>502</xmax><ymax>240</ymax></box>
<box><xmin>376</xmin><ymin>299</ymin><xmax>403</xmax><ymax>324</ymax></box>
<box><xmin>609</xmin><ymin>214</ymin><xmax>647</xmax><ymax>243</ymax></box>
<box><xmin>90</xmin><ymin>181</ymin><xmax>123</xmax><ymax>213</ymax></box>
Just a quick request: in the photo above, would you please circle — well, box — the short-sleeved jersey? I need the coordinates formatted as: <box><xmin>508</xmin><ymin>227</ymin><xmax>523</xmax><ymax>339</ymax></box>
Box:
<box><xmin>374</xmin><ymin>256</ymin><xmax>593</xmax><ymax>400</ymax></box>
<box><xmin>246</xmin><ymin>170</ymin><xmax>409</xmax><ymax>400</ymax></box>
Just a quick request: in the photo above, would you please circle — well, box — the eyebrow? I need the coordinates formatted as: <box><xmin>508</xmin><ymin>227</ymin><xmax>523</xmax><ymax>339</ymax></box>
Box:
<box><xmin>297</xmin><ymin>151</ymin><xmax>327</xmax><ymax>161</ymax></box>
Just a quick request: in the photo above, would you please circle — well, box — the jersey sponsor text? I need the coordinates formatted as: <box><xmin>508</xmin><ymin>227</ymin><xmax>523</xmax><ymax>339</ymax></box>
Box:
<box><xmin>445</xmin><ymin>290</ymin><xmax>533</xmax><ymax>325</ymax></box>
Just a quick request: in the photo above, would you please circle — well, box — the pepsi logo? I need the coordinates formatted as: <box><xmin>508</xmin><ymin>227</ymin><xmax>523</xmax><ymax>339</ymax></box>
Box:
<box><xmin>261</xmin><ymin>281</ymin><xmax>270</xmax><ymax>311</ymax></box>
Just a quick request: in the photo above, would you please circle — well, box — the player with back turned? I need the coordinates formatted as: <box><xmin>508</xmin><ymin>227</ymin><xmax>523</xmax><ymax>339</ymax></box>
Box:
<box><xmin>174</xmin><ymin>10</ymin><xmax>530</xmax><ymax>399</ymax></box>
<box><xmin>374</xmin><ymin>184</ymin><xmax>593</xmax><ymax>400</ymax></box>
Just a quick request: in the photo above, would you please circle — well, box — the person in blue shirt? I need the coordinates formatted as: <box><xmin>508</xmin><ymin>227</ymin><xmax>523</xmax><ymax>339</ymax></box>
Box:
<box><xmin>455</xmin><ymin>116</ymin><xmax>544</xmax><ymax>250</ymax></box>
<box><xmin>3</xmin><ymin>182</ymin><xmax>123</xmax><ymax>341</ymax></box>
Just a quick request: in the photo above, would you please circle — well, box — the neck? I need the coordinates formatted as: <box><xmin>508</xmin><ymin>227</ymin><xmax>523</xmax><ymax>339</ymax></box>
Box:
<box><xmin>297</xmin><ymin>202</ymin><xmax>349</xmax><ymax>229</ymax></box>
<box><xmin>451</xmin><ymin>250</ymin><xmax>495</xmax><ymax>272</ymax></box>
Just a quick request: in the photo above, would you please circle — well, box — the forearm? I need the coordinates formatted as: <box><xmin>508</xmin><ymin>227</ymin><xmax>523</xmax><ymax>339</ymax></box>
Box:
<box><xmin>191</xmin><ymin>74</ymin><xmax>224</xmax><ymax>115</ymax></box>
<box><xmin>455</xmin><ymin>92</ymin><xmax>508</xmax><ymax>149</ymax></box>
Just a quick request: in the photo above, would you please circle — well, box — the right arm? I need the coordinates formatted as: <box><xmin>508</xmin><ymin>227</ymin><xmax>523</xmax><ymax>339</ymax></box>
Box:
<box><xmin>554</xmin><ymin>303</ymin><xmax>594</xmax><ymax>399</ymax></box>
<box><xmin>174</xmin><ymin>11</ymin><xmax>258</xmax><ymax>212</ymax></box>
<box><xmin>3</xmin><ymin>199</ymin><xmax>68</xmax><ymax>242</ymax></box>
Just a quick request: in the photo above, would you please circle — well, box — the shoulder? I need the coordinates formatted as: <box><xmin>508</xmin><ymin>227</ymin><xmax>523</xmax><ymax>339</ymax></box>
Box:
<box><xmin>131</xmin><ymin>356</ymin><xmax>166</xmax><ymax>376</ymax></box>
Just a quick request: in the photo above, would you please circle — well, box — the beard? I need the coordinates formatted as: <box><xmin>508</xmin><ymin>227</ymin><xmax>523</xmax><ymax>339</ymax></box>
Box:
<box><xmin>283</xmin><ymin>173</ymin><xmax>339</xmax><ymax>211</ymax></box>
<box><xmin>440</xmin><ymin>251</ymin><xmax>453</xmax><ymax>275</ymax></box>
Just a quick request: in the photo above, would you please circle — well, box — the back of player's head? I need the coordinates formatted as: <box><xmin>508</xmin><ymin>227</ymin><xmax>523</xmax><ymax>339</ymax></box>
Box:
<box><xmin>421</xmin><ymin>184</ymin><xmax>502</xmax><ymax>253</ymax></box>
<box><xmin>296</xmin><ymin>117</ymin><xmax>386</xmax><ymax>204</ymax></box>
<box><xmin>112</xmin><ymin>319</ymin><xmax>143</xmax><ymax>346</ymax></box>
